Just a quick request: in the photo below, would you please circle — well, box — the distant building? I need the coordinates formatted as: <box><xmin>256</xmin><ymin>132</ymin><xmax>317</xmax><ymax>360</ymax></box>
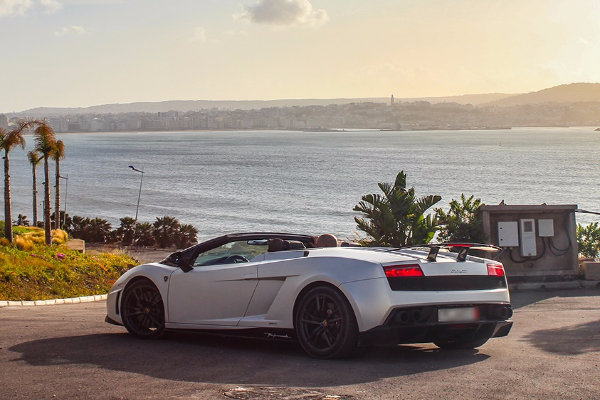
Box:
<box><xmin>390</xmin><ymin>95</ymin><xmax>395</xmax><ymax>106</ymax></box>
<box><xmin>0</xmin><ymin>114</ymin><xmax>8</xmax><ymax>129</ymax></box>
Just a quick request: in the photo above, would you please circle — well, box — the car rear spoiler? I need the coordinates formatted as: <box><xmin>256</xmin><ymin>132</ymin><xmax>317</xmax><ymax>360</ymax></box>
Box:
<box><xmin>400</xmin><ymin>243</ymin><xmax>502</xmax><ymax>262</ymax></box>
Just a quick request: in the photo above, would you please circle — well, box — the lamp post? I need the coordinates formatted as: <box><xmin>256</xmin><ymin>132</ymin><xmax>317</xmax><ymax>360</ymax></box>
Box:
<box><xmin>129</xmin><ymin>165</ymin><xmax>144</xmax><ymax>221</ymax></box>
<box><xmin>58</xmin><ymin>174</ymin><xmax>68</xmax><ymax>229</ymax></box>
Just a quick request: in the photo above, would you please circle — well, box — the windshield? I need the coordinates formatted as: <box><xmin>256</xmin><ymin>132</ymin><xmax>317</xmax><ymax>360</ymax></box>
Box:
<box><xmin>192</xmin><ymin>240</ymin><xmax>269</xmax><ymax>266</ymax></box>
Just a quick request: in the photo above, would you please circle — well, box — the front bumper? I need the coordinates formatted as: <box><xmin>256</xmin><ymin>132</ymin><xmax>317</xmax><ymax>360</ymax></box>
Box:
<box><xmin>105</xmin><ymin>315</ymin><xmax>122</xmax><ymax>326</ymax></box>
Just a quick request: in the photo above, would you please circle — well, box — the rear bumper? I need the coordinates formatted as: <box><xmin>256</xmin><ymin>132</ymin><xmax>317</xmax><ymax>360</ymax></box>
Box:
<box><xmin>360</xmin><ymin>320</ymin><xmax>512</xmax><ymax>345</ymax></box>
<box><xmin>359</xmin><ymin>303</ymin><xmax>513</xmax><ymax>345</ymax></box>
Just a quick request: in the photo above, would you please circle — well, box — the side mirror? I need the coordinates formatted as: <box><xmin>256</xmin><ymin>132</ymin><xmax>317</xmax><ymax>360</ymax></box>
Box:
<box><xmin>170</xmin><ymin>251</ymin><xmax>193</xmax><ymax>273</ymax></box>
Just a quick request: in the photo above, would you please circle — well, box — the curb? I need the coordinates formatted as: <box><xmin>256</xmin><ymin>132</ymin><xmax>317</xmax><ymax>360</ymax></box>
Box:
<box><xmin>0</xmin><ymin>294</ymin><xmax>107</xmax><ymax>308</ymax></box>
<box><xmin>510</xmin><ymin>280</ymin><xmax>600</xmax><ymax>291</ymax></box>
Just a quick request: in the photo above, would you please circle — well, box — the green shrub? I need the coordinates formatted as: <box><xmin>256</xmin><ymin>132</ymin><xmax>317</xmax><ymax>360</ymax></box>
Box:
<box><xmin>435</xmin><ymin>194</ymin><xmax>487</xmax><ymax>243</ymax></box>
<box><xmin>576</xmin><ymin>222</ymin><xmax>600</xmax><ymax>259</ymax></box>
<box><xmin>0</xmin><ymin>242</ymin><xmax>134</xmax><ymax>301</ymax></box>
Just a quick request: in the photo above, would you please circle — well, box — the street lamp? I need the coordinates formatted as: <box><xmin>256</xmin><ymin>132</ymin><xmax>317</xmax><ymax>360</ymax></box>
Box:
<box><xmin>129</xmin><ymin>165</ymin><xmax>144</xmax><ymax>221</ymax></box>
<box><xmin>59</xmin><ymin>174</ymin><xmax>68</xmax><ymax>229</ymax></box>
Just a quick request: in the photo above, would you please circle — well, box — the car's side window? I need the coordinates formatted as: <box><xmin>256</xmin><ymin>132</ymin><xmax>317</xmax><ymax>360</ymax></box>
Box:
<box><xmin>192</xmin><ymin>240</ymin><xmax>269</xmax><ymax>267</ymax></box>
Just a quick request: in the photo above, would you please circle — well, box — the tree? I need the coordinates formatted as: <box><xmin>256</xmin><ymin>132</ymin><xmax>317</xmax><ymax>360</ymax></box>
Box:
<box><xmin>153</xmin><ymin>216</ymin><xmax>180</xmax><ymax>248</ymax></box>
<box><xmin>353</xmin><ymin>171</ymin><xmax>441</xmax><ymax>247</ymax></box>
<box><xmin>16</xmin><ymin>214</ymin><xmax>29</xmax><ymax>226</ymax></box>
<box><xmin>134</xmin><ymin>222</ymin><xmax>155</xmax><ymax>246</ymax></box>
<box><xmin>117</xmin><ymin>217</ymin><xmax>136</xmax><ymax>246</ymax></box>
<box><xmin>68</xmin><ymin>215</ymin><xmax>112</xmax><ymax>243</ymax></box>
<box><xmin>0</xmin><ymin>119</ymin><xmax>36</xmax><ymax>242</ymax></box>
<box><xmin>435</xmin><ymin>194</ymin><xmax>487</xmax><ymax>243</ymax></box>
<box><xmin>34</xmin><ymin>121</ymin><xmax>57</xmax><ymax>245</ymax></box>
<box><xmin>86</xmin><ymin>218</ymin><xmax>112</xmax><ymax>242</ymax></box>
<box><xmin>52</xmin><ymin>139</ymin><xmax>66</xmax><ymax>229</ymax></box>
<box><xmin>27</xmin><ymin>150</ymin><xmax>42</xmax><ymax>227</ymax></box>
<box><xmin>174</xmin><ymin>224</ymin><xmax>198</xmax><ymax>248</ymax></box>
<box><xmin>69</xmin><ymin>215</ymin><xmax>88</xmax><ymax>238</ymax></box>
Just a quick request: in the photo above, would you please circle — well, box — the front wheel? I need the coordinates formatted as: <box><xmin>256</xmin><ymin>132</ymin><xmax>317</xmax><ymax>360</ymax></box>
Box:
<box><xmin>295</xmin><ymin>285</ymin><xmax>359</xmax><ymax>359</ymax></box>
<box><xmin>121</xmin><ymin>279</ymin><xmax>165</xmax><ymax>339</ymax></box>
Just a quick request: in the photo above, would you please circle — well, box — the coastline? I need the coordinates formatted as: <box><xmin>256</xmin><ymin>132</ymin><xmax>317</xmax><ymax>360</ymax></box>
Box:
<box><xmin>23</xmin><ymin>125</ymin><xmax>600</xmax><ymax>135</ymax></box>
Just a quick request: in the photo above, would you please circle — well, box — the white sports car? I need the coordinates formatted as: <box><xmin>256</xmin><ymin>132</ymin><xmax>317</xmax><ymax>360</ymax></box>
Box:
<box><xmin>105</xmin><ymin>233</ymin><xmax>513</xmax><ymax>359</ymax></box>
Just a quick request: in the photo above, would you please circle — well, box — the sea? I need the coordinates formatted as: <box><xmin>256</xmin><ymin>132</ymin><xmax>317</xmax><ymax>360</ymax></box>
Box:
<box><xmin>4</xmin><ymin>127</ymin><xmax>600</xmax><ymax>241</ymax></box>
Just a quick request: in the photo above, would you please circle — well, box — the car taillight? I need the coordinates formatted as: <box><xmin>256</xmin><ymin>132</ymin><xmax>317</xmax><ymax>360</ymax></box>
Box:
<box><xmin>383</xmin><ymin>264</ymin><xmax>424</xmax><ymax>277</ymax></box>
<box><xmin>487</xmin><ymin>263</ymin><xmax>505</xmax><ymax>277</ymax></box>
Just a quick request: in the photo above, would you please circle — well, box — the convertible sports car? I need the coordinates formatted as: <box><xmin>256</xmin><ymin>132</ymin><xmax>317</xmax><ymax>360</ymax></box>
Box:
<box><xmin>106</xmin><ymin>233</ymin><xmax>513</xmax><ymax>359</ymax></box>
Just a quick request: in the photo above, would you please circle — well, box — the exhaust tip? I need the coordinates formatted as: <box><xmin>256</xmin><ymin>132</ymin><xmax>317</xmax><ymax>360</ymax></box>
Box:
<box><xmin>411</xmin><ymin>309</ymin><xmax>422</xmax><ymax>322</ymax></box>
<box><xmin>395</xmin><ymin>311</ymin><xmax>410</xmax><ymax>324</ymax></box>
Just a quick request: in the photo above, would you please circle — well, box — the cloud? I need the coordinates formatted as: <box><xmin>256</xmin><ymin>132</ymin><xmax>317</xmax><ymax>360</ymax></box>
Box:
<box><xmin>236</xmin><ymin>0</ymin><xmax>329</xmax><ymax>27</ymax></box>
<box><xmin>193</xmin><ymin>27</ymin><xmax>207</xmax><ymax>42</ymax></box>
<box><xmin>0</xmin><ymin>0</ymin><xmax>33</xmax><ymax>17</ymax></box>
<box><xmin>0</xmin><ymin>0</ymin><xmax>61</xmax><ymax>17</ymax></box>
<box><xmin>39</xmin><ymin>0</ymin><xmax>61</xmax><ymax>13</ymax></box>
<box><xmin>225</xmin><ymin>29</ymin><xmax>248</xmax><ymax>37</ymax></box>
<box><xmin>55</xmin><ymin>25</ymin><xmax>86</xmax><ymax>36</ymax></box>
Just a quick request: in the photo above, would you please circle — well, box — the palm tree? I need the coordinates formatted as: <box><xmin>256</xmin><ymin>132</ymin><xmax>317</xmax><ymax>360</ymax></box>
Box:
<box><xmin>134</xmin><ymin>222</ymin><xmax>155</xmax><ymax>246</ymax></box>
<box><xmin>34</xmin><ymin>121</ymin><xmax>57</xmax><ymax>245</ymax></box>
<box><xmin>117</xmin><ymin>216</ymin><xmax>136</xmax><ymax>245</ymax></box>
<box><xmin>52</xmin><ymin>140</ymin><xmax>65</xmax><ymax>229</ymax></box>
<box><xmin>16</xmin><ymin>214</ymin><xmax>29</xmax><ymax>226</ymax></box>
<box><xmin>27</xmin><ymin>150</ymin><xmax>42</xmax><ymax>227</ymax></box>
<box><xmin>354</xmin><ymin>171</ymin><xmax>442</xmax><ymax>247</ymax></box>
<box><xmin>174</xmin><ymin>223</ymin><xmax>198</xmax><ymax>249</ymax></box>
<box><xmin>153</xmin><ymin>216</ymin><xmax>180</xmax><ymax>248</ymax></box>
<box><xmin>0</xmin><ymin>119</ymin><xmax>36</xmax><ymax>242</ymax></box>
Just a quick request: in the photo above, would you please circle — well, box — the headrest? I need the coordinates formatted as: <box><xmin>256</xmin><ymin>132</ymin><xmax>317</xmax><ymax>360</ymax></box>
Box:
<box><xmin>268</xmin><ymin>238</ymin><xmax>306</xmax><ymax>252</ymax></box>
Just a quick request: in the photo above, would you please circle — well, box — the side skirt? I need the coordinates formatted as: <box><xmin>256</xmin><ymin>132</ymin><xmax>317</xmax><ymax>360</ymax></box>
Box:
<box><xmin>166</xmin><ymin>326</ymin><xmax>297</xmax><ymax>342</ymax></box>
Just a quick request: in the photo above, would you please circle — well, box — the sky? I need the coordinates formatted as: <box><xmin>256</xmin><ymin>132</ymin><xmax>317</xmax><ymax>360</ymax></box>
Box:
<box><xmin>1</xmin><ymin>0</ymin><xmax>600</xmax><ymax>112</ymax></box>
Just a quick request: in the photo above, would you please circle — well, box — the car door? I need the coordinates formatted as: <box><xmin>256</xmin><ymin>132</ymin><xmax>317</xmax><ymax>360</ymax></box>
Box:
<box><xmin>167</xmin><ymin>240</ymin><xmax>265</xmax><ymax>326</ymax></box>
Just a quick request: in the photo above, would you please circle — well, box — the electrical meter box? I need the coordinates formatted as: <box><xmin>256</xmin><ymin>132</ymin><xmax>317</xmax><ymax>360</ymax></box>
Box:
<box><xmin>538</xmin><ymin>219</ymin><xmax>555</xmax><ymax>237</ymax></box>
<box><xmin>480</xmin><ymin>204</ymin><xmax>578</xmax><ymax>279</ymax></box>
<box><xmin>520</xmin><ymin>218</ymin><xmax>537</xmax><ymax>257</ymax></box>
<box><xmin>498</xmin><ymin>221</ymin><xmax>519</xmax><ymax>247</ymax></box>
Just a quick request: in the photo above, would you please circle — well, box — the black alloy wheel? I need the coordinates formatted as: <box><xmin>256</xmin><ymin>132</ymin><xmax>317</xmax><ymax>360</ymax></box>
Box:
<box><xmin>121</xmin><ymin>279</ymin><xmax>166</xmax><ymax>339</ymax></box>
<box><xmin>295</xmin><ymin>285</ymin><xmax>359</xmax><ymax>359</ymax></box>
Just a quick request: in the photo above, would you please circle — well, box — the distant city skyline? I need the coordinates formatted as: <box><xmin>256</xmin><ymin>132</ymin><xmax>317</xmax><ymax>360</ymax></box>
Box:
<box><xmin>1</xmin><ymin>0</ymin><xmax>599</xmax><ymax>112</ymax></box>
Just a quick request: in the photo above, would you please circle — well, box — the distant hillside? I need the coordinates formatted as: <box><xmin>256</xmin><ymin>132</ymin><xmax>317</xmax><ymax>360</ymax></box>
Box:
<box><xmin>11</xmin><ymin>93</ymin><xmax>515</xmax><ymax>117</ymax></box>
<box><xmin>398</xmin><ymin>93</ymin><xmax>514</xmax><ymax>106</ymax></box>
<box><xmin>483</xmin><ymin>83</ymin><xmax>600</xmax><ymax>107</ymax></box>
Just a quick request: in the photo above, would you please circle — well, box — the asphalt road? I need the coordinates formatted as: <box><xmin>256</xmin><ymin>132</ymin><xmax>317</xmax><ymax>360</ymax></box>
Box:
<box><xmin>1</xmin><ymin>288</ymin><xmax>599</xmax><ymax>400</ymax></box>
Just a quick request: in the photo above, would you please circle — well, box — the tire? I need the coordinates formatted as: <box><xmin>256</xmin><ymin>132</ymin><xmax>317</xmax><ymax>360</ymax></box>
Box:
<box><xmin>295</xmin><ymin>285</ymin><xmax>359</xmax><ymax>359</ymax></box>
<box><xmin>434</xmin><ymin>336</ymin><xmax>490</xmax><ymax>350</ymax></box>
<box><xmin>121</xmin><ymin>279</ymin><xmax>166</xmax><ymax>339</ymax></box>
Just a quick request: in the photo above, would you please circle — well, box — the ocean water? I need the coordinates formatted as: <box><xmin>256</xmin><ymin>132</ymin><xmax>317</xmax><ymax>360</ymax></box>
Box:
<box><xmin>4</xmin><ymin>127</ymin><xmax>600</xmax><ymax>241</ymax></box>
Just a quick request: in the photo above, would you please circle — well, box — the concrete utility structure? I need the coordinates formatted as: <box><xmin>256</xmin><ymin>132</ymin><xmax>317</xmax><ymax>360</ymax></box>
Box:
<box><xmin>480</xmin><ymin>204</ymin><xmax>578</xmax><ymax>281</ymax></box>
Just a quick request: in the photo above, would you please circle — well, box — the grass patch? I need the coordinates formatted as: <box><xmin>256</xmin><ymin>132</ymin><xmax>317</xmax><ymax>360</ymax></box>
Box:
<box><xmin>0</xmin><ymin>227</ymin><xmax>134</xmax><ymax>301</ymax></box>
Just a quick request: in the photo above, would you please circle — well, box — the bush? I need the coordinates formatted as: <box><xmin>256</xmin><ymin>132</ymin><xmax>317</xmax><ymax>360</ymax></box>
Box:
<box><xmin>14</xmin><ymin>236</ymin><xmax>34</xmax><ymax>252</ymax></box>
<box><xmin>576</xmin><ymin>222</ymin><xmax>600</xmax><ymax>259</ymax></box>
<box><xmin>0</xmin><ymin>242</ymin><xmax>134</xmax><ymax>301</ymax></box>
<box><xmin>435</xmin><ymin>194</ymin><xmax>487</xmax><ymax>243</ymax></box>
<box><xmin>13</xmin><ymin>226</ymin><xmax>68</xmax><ymax>246</ymax></box>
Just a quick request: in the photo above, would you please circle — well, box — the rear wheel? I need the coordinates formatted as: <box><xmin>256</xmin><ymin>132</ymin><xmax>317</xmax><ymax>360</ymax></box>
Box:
<box><xmin>121</xmin><ymin>279</ymin><xmax>165</xmax><ymax>339</ymax></box>
<box><xmin>295</xmin><ymin>285</ymin><xmax>359</xmax><ymax>359</ymax></box>
<box><xmin>434</xmin><ymin>336</ymin><xmax>490</xmax><ymax>349</ymax></box>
